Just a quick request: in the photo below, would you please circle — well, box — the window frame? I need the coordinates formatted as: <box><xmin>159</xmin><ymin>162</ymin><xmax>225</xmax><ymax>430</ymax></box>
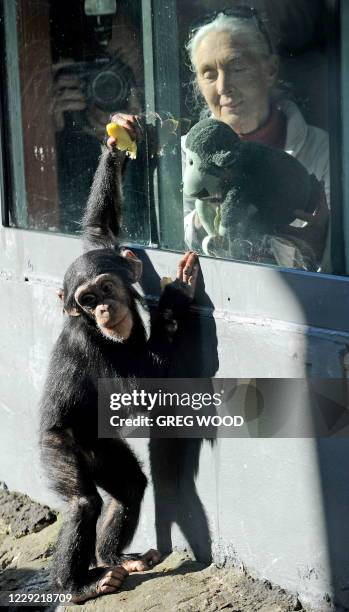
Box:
<box><xmin>0</xmin><ymin>1</ymin><xmax>11</xmax><ymax>228</ymax></box>
<box><xmin>326</xmin><ymin>0</ymin><xmax>346</xmax><ymax>274</ymax></box>
<box><xmin>340</xmin><ymin>0</ymin><xmax>349</xmax><ymax>273</ymax></box>
<box><xmin>142</xmin><ymin>0</ymin><xmax>185</xmax><ymax>251</ymax></box>
<box><xmin>1</xmin><ymin>0</ymin><xmax>27</xmax><ymax>228</ymax></box>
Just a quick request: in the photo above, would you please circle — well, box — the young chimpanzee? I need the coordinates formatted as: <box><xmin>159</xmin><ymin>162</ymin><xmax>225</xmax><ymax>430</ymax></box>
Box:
<box><xmin>40</xmin><ymin>146</ymin><xmax>199</xmax><ymax>602</ymax></box>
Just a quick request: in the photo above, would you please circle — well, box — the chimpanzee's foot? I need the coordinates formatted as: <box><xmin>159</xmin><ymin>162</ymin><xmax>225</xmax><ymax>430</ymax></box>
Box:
<box><xmin>70</xmin><ymin>565</ymin><xmax>128</xmax><ymax>603</ymax></box>
<box><xmin>121</xmin><ymin>549</ymin><xmax>161</xmax><ymax>572</ymax></box>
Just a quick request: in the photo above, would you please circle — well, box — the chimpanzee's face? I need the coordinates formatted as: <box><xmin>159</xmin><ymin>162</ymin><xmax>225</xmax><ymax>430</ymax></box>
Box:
<box><xmin>74</xmin><ymin>273</ymin><xmax>133</xmax><ymax>342</ymax></box>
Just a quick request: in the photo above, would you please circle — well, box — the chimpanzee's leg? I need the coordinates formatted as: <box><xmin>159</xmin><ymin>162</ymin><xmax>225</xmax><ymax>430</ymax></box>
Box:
<box><xmin>41</xmin><ymin>431</ymin><xmax>127</xmax><ymax>599</ymax></box>
<box><xmin>95</xmin><ymin>439</ymin><xmax>159</xmax><ymax>570</ymax></box>
<box><xmin>95</xmin><ymin>439</ymin><xmax>146</xmax><ymax>561</ymax></box>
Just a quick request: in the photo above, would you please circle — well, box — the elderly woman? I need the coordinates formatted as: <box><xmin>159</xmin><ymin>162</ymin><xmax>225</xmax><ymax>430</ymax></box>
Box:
<box><xmin>183</xmin><ymin>8</ymin><xmax>329</xmax><ymax>270</ymax></box>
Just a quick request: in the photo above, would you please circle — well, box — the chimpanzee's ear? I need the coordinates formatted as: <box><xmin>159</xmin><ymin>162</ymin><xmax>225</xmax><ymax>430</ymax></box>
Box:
<box><xmin>57</xmin><ymin>288</ymin><xmax>80</xmax><ymax>315</ymax></box>
<box><xmin>121</xmin><ymin>249</ymin><xmax>143</xmax><ymax>283</ymax></box>
<box><xmin>64</xmin><ymin>305</ymin><xmax>81</xmax><ymax>317</ymax></box>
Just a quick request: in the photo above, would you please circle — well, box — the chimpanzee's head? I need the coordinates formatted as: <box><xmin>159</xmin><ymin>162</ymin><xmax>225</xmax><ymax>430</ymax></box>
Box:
<box><xmin>60</xmin><ymin>248</ymin><xmax>143</xmax><ymax>342</ymax></box>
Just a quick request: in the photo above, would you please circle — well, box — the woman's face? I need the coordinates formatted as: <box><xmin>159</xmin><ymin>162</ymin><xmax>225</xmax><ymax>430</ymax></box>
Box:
<box><xmin>194</xmin><ymin>30</ymin><xmax>278</xmax><ymax>134</ymax></box>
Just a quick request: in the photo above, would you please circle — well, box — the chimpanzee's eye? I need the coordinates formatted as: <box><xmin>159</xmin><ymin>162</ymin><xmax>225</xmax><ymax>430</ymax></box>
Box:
<box><xmin>102</xmin><ymin>282</ymin><xmax>114</xmax><ymax>295</ymax></box>
<box><xmin>79</xmin><ymin>293</ymin><xmax>97</xmax><ymax>308</ymax></box>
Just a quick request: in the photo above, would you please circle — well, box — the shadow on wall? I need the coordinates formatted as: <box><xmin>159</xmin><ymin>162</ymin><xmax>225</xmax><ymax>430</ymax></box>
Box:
<box><xmin>275</xmin><ymin>266</ymin><xmax>349</xmax><ymax>610</ymax></box>
<box><xmin>137</xmin><ymin>251</ymin><xmax>219</xmax><ymax>564</ymax></box>
<box><xmin>315</xmin><ymin>439</ymin><xmax>349</xmax><ymax>609</ymax></box>
<box><xmin>149</xmin><ymin>438</ymin><xmax>212</xmax><ymax>564</ymax></box>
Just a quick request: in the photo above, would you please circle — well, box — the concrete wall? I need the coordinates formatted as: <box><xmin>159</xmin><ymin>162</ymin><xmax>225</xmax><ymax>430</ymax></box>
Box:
<box><xmin>1</xmin><ymin>227</ymin><xmax>349</xmax><ymax>609</ymax></box>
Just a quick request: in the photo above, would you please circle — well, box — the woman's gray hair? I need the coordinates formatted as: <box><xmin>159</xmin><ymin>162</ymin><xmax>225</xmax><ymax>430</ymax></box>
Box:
<box><xmin>186</xmin><ymin>13</ymin><xmax>272</xmax><ymax>71</ymax></box>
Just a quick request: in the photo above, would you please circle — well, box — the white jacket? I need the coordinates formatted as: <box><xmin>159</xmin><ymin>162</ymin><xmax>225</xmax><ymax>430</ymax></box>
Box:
<box><xmin>281</xmin><ymin>100</ymin><xmax>330</xmax><ymax>203</ymax></box>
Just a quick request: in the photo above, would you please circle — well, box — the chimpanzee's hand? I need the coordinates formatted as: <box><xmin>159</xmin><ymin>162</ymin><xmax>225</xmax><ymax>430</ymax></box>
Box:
<box><xmin>107</xmin><ymin>113</ymin><xmax>144</xmax><ymax>150</ymax></box>
<box><xmin>156</xmin><ymin>252</ymin><xmax>199</xmax><ymax>341</ymax></box>
<box><xmin>176</xmin><ymin>251</ymin><xmax>199</xmax><ymax>300</ymax></box>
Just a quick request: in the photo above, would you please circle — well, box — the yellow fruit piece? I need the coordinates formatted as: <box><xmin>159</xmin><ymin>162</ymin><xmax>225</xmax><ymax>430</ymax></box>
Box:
<box><xmin>106</xmin><ymin>122</ymin><xmax>137</xmax><ymax>159</ymax></box>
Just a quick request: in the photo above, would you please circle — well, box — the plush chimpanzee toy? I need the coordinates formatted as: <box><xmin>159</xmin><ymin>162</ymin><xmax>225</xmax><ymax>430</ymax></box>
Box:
<box><xmin>183</xmin><ymin>118</ymin><xmax>318</xmax><ymax>259</ymax></box>
<box><xmin>40</xmin><ymin>147</ymin><xmax>199</xmax><ymax>603</ymax></box>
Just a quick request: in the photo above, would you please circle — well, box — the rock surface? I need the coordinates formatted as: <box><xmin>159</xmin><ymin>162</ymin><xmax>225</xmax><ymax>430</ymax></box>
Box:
<box><xmin>59</xmin><ymin>553</ymin><xmax>311</xmax><ymax>612</ymax></box>
<box><xmin>0</xmin><ymin>486</ymin><xmax>56</xmax><ymax>538</ymax></box>
<box><xmin>0</xmin><ymin>517</ymin><xmax>318</xmax><ymax>611</ymax></box>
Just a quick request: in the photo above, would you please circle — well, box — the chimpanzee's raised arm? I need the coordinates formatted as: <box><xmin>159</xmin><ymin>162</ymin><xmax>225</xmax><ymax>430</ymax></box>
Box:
<box><xmin>82</xmin><ymin>148</ymin><xmax>124</xmax><ymax>250</ymax></box>
<box><xmin>148</xmin><ymin>252</ymin><xmax>199</xmax><ymax>359</ymax></box>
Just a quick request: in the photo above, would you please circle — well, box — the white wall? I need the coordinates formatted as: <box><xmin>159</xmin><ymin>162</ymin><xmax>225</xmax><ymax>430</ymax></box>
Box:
<box><xmin>1</xmin><ymin>228</ymin><xmax>349</xmax><ymax>609</ymax></box>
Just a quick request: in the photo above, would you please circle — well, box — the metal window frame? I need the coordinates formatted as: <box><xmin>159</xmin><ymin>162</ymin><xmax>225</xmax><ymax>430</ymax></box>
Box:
<box><xmin>340</xmin><ymin>0</ymin><xmax>349</xmax><ymax>273</ymax></box>
<box><xmin>0</xmin><ymin>3</ymin><xmax>9</xmax><ymax>227</ymax></box>
<box><xmin>326</xmin><ymin>0</ymin><xmax>345</xmax><ymax>275</ymax></box>
<box><xmin>0</xmin><ymin>0</ymin><xmax>27</xmax><ymax>228</ymax></box>
<box><xmin>142</xmin><ymin>0</ymin><xmax>185</xmax><ymax>251</ymax></box>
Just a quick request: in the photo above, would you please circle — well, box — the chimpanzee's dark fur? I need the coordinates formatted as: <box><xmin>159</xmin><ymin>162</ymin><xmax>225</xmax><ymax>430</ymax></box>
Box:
<box><xmin>82</xmin><ymin>149</ymin><xmax>123</xmax><ymax>249</ymax></box>
<box><xmin>39</xmin><ymin>147</ymin><xmax>192</xmax><ymax>596</ymax></box>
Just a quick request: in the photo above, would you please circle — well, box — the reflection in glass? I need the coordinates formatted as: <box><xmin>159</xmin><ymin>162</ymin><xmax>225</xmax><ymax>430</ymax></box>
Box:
<box><xmin>4</xmin><ymin>0</ymin><xmax>150</xmax><ymax>245</ymax></box>
<box><xmin>3</xmin><ymin>0</ymin><xmax>334</xmax><ymax>273</ymax></box>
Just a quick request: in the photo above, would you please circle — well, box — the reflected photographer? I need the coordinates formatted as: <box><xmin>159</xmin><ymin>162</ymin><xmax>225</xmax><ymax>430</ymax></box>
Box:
<box><xmin>53</xmin><ymin>55</ymin><xmax>139</xmax><ymax>137</ymax></box>
<box><xmin>51</xmin><ymin>0</ymin><xmax>145</xmax><ymax>233</ymax></box>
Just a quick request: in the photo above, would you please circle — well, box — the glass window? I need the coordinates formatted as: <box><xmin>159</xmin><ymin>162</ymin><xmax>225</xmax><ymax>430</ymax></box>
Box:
<box><xmin>1</xmin><ymin>0</ymin><xmax>343</xmax><ymax>275</ymax></box>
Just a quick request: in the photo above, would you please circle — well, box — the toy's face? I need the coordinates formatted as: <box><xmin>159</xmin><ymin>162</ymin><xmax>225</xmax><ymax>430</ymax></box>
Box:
<box><xmin>183</xmin><ymin>149</ymin><xmax>222</xmax><ymax>200</ymax></box>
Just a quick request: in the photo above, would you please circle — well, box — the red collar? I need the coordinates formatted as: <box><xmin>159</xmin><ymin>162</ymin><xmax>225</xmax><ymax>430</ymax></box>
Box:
<box><xmin>239</xmin><ymin>106</ymin><xmax>287</xmax><ymax>149</ymax></box>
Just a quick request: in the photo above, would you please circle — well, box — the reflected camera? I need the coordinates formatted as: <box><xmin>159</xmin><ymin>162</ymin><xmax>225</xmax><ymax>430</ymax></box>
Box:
<box><xmin>57</xmin><ymin>55</ymin><xmax>135</xmax><ymax>114</ymax></box>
